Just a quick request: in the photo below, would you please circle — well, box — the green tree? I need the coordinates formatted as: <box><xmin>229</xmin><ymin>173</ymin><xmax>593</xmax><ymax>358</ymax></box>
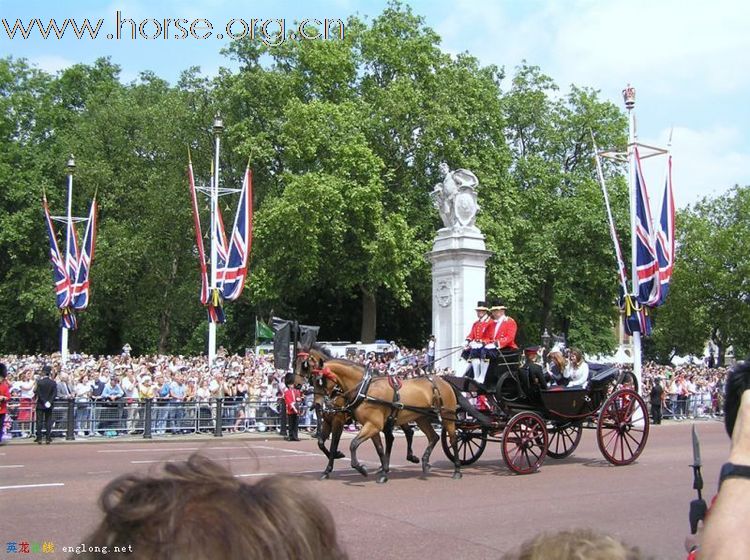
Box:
<box><xmin>652</xmin><ymin>186</ymin><xmax>750</xmax><ymax>364</ymax></box>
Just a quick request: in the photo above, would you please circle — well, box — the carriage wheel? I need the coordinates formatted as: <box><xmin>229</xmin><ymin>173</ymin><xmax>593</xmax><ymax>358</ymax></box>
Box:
<box><xmin>497</xmin><ymin>372</ymin><xmax>523</xmax><ymax>402</ymax></box>
<box><xmin>546</xmin><ymin>422</ymin><xmax>583</xmax><ymax>459</ymax></box>
<box><xmin>441</xmin><ymin>423</ymin><xmax>487</xmax><ymax>465</ymax></box>
<box><xmin>597</xmin><ymin>389</ymin><xmax>650</xmax><ymax>466</ymax></box>
<box><xmin>502</xmin><ymin>412</ymin><xmax>548</xmax><ymax>474</ymax></box>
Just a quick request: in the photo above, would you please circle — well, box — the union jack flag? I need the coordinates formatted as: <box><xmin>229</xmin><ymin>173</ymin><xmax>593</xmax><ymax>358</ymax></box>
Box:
<box><xmin>188</xmin><ymin>156</ymin><xmax>209</xmax><ymax>305</ymax></box>
<box><xmin>654</xmin><ymin>155</ymin><xmax>675</xmax><ymax>306</ymax></box>
<box><xmin>72</xmin><ymin>198</ymin><xmax>97</xmax><ymax>310</ymax></box>
<box><xmin>220</xmin><ymin>166</ymin><xmax>252</xmax><ymax>302</ymax></box>
<box><xmin>634</xmin><ymin>148</ymin><xmax>660</xmax><ymax>307</ymax></box>
<box><xmin>43</xmin><ymin>196</ymin><xmax>71</xmax><ymax>309</ymax></box>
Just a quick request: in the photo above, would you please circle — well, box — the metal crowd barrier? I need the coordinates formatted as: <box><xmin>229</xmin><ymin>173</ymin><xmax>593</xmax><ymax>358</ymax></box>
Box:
<box><xmin>3</xmin><ymin>398</ymin><xmax>319</xmax><ymax>441</ymax></box>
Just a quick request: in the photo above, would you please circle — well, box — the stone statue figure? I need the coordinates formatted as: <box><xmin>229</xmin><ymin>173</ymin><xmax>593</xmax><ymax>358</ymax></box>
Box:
<box><xmin>430</xmin><ymin>163</ymin><xmax>479</xmax><ymax>230</ymax></box>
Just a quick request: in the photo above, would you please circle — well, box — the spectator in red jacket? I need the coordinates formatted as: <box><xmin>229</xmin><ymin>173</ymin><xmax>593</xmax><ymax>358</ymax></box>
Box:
<box><xmin>283</xmin><ymin>376</ymin><xmax>302</xmax><ymax>442</ymax></box>
<box><xmin>0</xmin><ymin>363</ymin><xmax>10</xmax><ymax>445</ymax></box>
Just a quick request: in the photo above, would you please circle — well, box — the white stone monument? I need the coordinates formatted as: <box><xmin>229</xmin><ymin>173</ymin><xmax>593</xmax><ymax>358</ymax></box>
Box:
<box><xmin>427</xmin><ymin>164</ymin><xmax>492</xmax><ymax>375</ymax></box>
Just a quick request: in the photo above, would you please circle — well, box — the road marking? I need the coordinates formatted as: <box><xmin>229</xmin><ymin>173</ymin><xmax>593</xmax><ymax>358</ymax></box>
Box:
<box><xmin>0</xmin><ymin>483</ymin><xmax>64</xmax><ymax>491</ymax></box>
<box><xmin>131</xmin><ymin>454</ymin><xmax>318</xmax><ymax>464</ymax></box>
<box><xmin>99</xmin><ymin>445</ymin><xmax>258</xmax><ymax>454</ymax></box>
<box><xmin>98</xmin><ymin>447</ymin><xmax>200</xmax><ymax>453</ymax></box>
<box><xmin>0</xmin><ymin>465</ymin><xmax>24</xmax><ymax>468</ymax></box>
<box><xmin>251</xmin><ymin>445</ymin><xmax>314</xmax><ymax>455</ymax></box>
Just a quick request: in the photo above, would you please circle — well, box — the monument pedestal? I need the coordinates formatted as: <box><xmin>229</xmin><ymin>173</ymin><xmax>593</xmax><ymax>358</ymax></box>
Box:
<box><xmin>427</xmin><ymin>227</ymin><xmax>492</xmax><ymax>375</ymax></box>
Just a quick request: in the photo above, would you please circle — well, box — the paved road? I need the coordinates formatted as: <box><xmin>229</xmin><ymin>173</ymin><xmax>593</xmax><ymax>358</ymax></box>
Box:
<box><xmin>0</xmin><ymin>420</ymin><xmax>730</xmax><ymax>559</ymax></box>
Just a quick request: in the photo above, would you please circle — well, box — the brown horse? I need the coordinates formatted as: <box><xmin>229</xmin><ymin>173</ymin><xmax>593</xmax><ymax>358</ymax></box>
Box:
<box><xmin>296</xmin><ymin>355</ymin><xmax>421</xmax><ymax>480</ymax></box>
<box><xmin>297</xmin><ymin>345</ymin><xmax>462</xmax><ymax>483</ymax></box>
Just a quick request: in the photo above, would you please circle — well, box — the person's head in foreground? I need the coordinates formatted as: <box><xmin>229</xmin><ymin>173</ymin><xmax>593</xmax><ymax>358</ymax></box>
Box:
<box><xmin>74</xmin><ymin>454</ymin><xmax>347</xmax><ymax>559</ymax></box>
<box><xmin>502</xmin><ymin>528</ymin><xmax>650</xmax><ymax>560</ymax></box>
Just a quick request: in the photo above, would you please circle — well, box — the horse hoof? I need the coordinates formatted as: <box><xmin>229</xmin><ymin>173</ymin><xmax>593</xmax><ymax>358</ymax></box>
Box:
<box><xmin>452</xmin><ymin>472</ymin><xmax>463</xmax><ymax>480</ymax></box>
<box><xmin>320</xmin><ymin>472</ymin><xmax>330</xmax><ymax>480</ymax></box>
<box><xmin>354</xmin><ymin>465</ymin><xmax>368</xmax><ymax>477</ymax></box>
<box><xmin>422</xmin><ymin>463</ymin><xmax>432</xmax><ymax>475</ymax></box>
<box><xmin>407</xmin><ymin>455</ymin><xmax>420</xmax><ymax>464</ymax></box>
<box><xmin>377</xmin><ymin>474</ymin><xmax>388</xmax><ymax>484</ymax></box>
<box><xmin>334</xmin><ymin>451</ymin><xmax>346</xmax><ymax>459</ymax></box>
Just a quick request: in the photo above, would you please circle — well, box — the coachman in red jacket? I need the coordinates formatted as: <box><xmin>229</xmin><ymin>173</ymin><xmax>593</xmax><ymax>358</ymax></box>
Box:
<box><xmin>461</xmin><ymin>301</ymin><xmax>491</xmax><ymax>380</ymax></box>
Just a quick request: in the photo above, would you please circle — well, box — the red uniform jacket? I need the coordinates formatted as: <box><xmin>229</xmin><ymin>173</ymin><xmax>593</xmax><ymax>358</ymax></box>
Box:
<box><xmin>487</xmin><ymin>317</ymin><xmax>518</xmax><ymax>349</ymax></box>
<box><xmin>466</xmin><ymin>318</ymin><xmax>491</xmax><ymax>343</ymax></box>
<box><xmin>0</xmin><ymin>380</ymin><xmax>9</xmax><ymax>415</ymax></box>
<box><xmin>283</xmin><ymin>387</ymin><xmax>301</xmax><ymax>415</ymax></box>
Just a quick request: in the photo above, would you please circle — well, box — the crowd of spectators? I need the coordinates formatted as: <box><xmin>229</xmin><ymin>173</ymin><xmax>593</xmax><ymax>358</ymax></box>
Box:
<box><xmin>638</xmin><ymin>361</ymin><xmax>729</xmax><ymax>419</ymax></box>
<box><xmin>0</xmin><ymin>342</ymin><xmax>728</xmax><ymax>442</ymax></box>
<box><xmin>0</xmin><ymin>342</ymin><xmax>449</xmax><ymax>441</ymax></box>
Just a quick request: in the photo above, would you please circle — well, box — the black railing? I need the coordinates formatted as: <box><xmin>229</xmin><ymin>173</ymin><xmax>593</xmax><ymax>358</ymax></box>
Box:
<box><xmin>3</xmin><ymin>398</ymin><xmax>319</xmax><ymax>440</ymax></box>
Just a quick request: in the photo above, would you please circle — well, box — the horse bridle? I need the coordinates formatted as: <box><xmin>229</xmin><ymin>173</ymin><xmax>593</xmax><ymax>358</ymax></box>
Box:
<box><xmin>297</xmin><ymin>352</ymin><xmax>345</xmax><ymax>412</ymax></box>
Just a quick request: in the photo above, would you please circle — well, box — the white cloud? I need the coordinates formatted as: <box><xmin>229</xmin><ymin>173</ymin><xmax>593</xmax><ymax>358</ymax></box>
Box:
<box><xmin>31</xmin><ymin>54</ymin><xmax>73</xmax><ymax>73</ymax></box>
<box><xmin>435</xmin><ymin>0</ymin><xmax>750</xmax><ymax>208</ymax></box>
<box><xmin>641</xmin><ymin>126</ymin><xmax>750</xmax><ymax>209</ymax></box>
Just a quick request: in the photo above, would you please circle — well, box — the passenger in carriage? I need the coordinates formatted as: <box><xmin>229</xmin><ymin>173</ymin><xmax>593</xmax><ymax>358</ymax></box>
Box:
<box><xmin>545</xmin><ymin>351</ymin><xmax>568</xmax><ymax>386</ymax></box>
<box><xmin>520</xmin><ymin>346</ymin><xmax>547</xmax><ymax>400</ymax></box>
<box><xmin>479</xmin><ymin>300</ymin><xmax>519</xmax><ymax>385</ymax></box>
<box><xmin>461</xmin><ymin>301</ymin><xmax>491</xmax><ymax>380</ymax></box>
<box><xmin>563</xmin><ymin>348</ymin><xmax>589</xmax><ymax>388</ymax></box>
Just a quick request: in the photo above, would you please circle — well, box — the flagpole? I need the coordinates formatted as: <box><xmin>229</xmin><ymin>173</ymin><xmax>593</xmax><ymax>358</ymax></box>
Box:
<box><xmin>209</xmin><ymin>115</ymin><xmax>224</xmax><ymax>366</ymax></box>
<box><xmin>61</xmin><ymin>155</ymin><xmax>75</xmax><ymax>366</ymax></box>
<box><xmin>623</xmin><ymin>85</ymin><xmax>642</xmax><ymax>388</ymax></box>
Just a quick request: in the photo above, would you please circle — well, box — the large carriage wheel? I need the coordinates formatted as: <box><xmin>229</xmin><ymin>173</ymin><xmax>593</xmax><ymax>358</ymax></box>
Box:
<box><xmin>441</xmin><ymin>423</ymin><xmax>488</xmax><ymax>465</ymax></box>
<box><xmin>501</xmin><ymin>411</ymin><xmax>548</xmax><ymax>474</ymax></box>
<box><xmin>546</xmin><ymin>422</ymin><xmax>583</xmax><ymax>459</ymax></box>
<box><xmin>597</xmin><ymin>389</ymin><xmax>650</xmax><ymax>466</ymax></box>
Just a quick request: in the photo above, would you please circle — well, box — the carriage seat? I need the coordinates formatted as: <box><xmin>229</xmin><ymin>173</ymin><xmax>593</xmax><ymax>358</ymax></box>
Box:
<box><xmin>587</xmin><ymin>364</ymin><xmax>619</xmax><ymax>390</ymax></box>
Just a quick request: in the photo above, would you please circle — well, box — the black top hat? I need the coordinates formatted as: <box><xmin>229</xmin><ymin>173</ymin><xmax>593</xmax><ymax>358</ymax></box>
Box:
<box><xmin>490</xmin><ymin>299</ymin><xmax>507</xmax><ymax>311</ymax></box>
<box><xmin>475</xmin><ymin>301</ymin><xmax>489</xmax><ymax>311</ymax></box>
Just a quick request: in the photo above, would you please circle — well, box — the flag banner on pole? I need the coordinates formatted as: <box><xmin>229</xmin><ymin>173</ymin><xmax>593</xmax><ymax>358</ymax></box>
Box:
<box><xmin>220</xmin><ymin>166</ymin><xmax>252</xmax><ymax>301</ymax></box>
<box><xmin>188</xmin><ymin>155</ymin><xmax>209</xmax><ymax>305</ymax></box>
<box><xmin>655</xmin><ymin>155</ymin><xmax>675</xmax><ymax>306</ymax></box>
<box><xmin>66</xmin><ymin>212</ymin><xmax>79</xmax><ymax>300</ymax></box>
<box><xmin>634</xmin><ymin>148</ymin><xmax>661</xmax><ymax>307</ymax></box>
<box><xmin>214</xmin><ymin>202</ymin><xmax>229</xmax><ymax>289</ymax></box>
<box><xmin>256</xmin><ymin>318</ymin><xmax>275</xmax><ymax>341</ymax></box>
<box><xmin>61</xmin><ymin>306</ymin><xmax>77</xmax><ymax>330</ymax></box>
<box><xmin>271</xmin><ymin>317</ymin><xmax>292</xmax><ymax>371</ymax></box>
<box><xmin>43</xmin><ymin>196</ymin><xmax>71</xmax><ymax>309</ymax></box>
<box><xmin>621</xmin><ymin>294</ymin><xmax>653</xmax><ymax>336</ymax></box>
<box><xmin>72</xmin><ymin>197</ymin><xmax>97</xmax><ymax>310</ymax></box>
<box><xmin>207</xmin><ymin>288</ymin><xmax>226</xmax><ymax>324</ymax></box>
<box><xmin>593</xmin><ymin>141</ymin><xmax>629</xmax><ymax>292</ymax></box>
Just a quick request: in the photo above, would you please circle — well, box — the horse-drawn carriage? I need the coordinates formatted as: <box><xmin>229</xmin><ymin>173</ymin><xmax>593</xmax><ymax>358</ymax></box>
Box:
<box><xmin>440</xmin><ymin>358</ymin><xmax>650</xmax><ymax>474</ymax></box>
<box><xmin>295</xmin><ymin>344</ymin><xmax>649</xmax><ymax>482</ymax></box>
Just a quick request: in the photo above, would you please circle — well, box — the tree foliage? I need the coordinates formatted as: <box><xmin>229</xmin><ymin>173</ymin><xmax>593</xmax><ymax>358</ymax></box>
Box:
<box><xmin>7</xmin><ymin>2</ymin><xmax>731</xmax><ymax>357</ymax></box>
<box><xmin>651</xmin><ymin>186</ymin><xmax>750</xmax><ymax>364</ymax></box>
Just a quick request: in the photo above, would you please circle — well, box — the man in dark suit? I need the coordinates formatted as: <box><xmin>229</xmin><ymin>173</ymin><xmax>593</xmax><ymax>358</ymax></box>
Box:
<box><xmin>34</xmin><ymin>365</ymin><xmax>57</xmax><ymax>444</ymax></box>
<box><xmin>649</xmin><ymin>377</ymin><xmax>664</xmax><ymax>425</ymax></box>
<box><xmin>520</xmin><ymin>347</ymin><xmax>547</xmax><ymax>402</ymax></box>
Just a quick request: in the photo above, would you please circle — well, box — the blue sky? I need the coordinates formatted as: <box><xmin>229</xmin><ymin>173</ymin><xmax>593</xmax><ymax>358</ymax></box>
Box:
<box><xmin>1</xmin><ymin>0</ymin><xmax>748</xmax><ymax>208</ymax></box>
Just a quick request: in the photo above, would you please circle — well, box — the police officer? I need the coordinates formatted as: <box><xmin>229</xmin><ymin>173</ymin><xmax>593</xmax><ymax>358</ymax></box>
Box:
<box><xmin>34</xmin><ymin>365</ymin><xmax>57</xmax><ymax>444</ymax></box>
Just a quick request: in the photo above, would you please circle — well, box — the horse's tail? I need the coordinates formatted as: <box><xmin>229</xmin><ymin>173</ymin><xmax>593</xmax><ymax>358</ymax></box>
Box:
<box><xmin>452</xmin><ymin>388</ymin><xmax>493</xmax><ymax>427</ymax></box>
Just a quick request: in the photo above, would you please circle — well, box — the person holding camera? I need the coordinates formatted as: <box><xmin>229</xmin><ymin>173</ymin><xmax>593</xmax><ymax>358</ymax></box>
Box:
<box><xmin>698</xmin><ymin>361</ymin><xmax>750</xmax><ymax>559</ymax></box>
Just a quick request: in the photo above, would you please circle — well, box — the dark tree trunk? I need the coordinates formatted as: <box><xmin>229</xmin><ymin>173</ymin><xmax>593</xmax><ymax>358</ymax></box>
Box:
<box><xmin>540</xmin><ymin>277</ymin><xmax>554</xmax><ymax>336</ymax></box>
<box><xmin>360</xmin><ymin>287</ymin><xmax>377</xmax><ymax>343</ymax></box>
<box><xmin>158</xmin><ymin>257</ymin><xmax>178</xmax><ymax>354</ymax></box>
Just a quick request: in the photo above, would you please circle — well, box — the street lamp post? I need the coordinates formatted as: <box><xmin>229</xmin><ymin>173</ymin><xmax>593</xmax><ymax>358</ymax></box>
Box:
<box><xmin>61</xmin><ymin>155</ymin><xmax>75</xmax><ymax>366</ymax></box>
<box><xmin>208</xmin><ymin>114</ymin><xmax>224</xmax><ymax>367</ymax></box>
